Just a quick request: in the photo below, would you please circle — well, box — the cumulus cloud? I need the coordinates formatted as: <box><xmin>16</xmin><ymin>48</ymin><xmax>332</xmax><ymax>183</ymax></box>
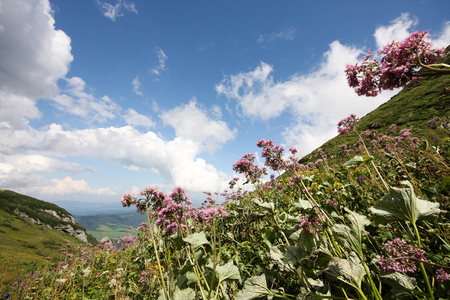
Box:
<box><xmin>123</xmin><ymin>108</ymin><xmax>155</xmax><ymax>128</ymax></box>
<box><xmin>217</xmin><ymin>14</ymin><xmax>450</xmax><ymax>156</ymax></box>
<box><xmin>160</xmin><ymin>101</ymin><xmax>237</xmax><ymax>153</ymax></box>
<box><xmin>0</xmin><ymin>0</ymin><xmax>73</xmax><ymax>129</ymax></box>
<box><xmin>373</xmin><ymin>13</ymin><xmax>450</xmax><ymax>50</ymax></box>
<box><xmin>41</xmin><ymin>176</ymin><xmax>115</xmax><ymax>196</ymax></box>
<box><xmin>429</xmin><ymin>21</ymin><xmax>450</xmax><ymax>48</ymax></box>
<box><xmin>151</xmin><ymin>47</ymin><xmax>168</xmax><ymax>76</ymax></box>
<box><xmin>374</xmin><ymin>13</ymin><xmax>418</xmax><ymax>49</ymax></box>
<box><xmin>216</xmin><ymin>42</ymin><xmax>396</xmax><ymax>156</ymax></box>
<box><xmin>52</xmin><ymin>77</ymin><xmax>119</xmax><ymax>123</ymax></box>
<box><xmin>0</xmin><ymin>153</ymin><xmax>96</xmax><ymax>196</ymax></box>
<box><xmin>96</xmin><ymin>0</ymin><xmax>138</xmax><ymax>21</ymax></box>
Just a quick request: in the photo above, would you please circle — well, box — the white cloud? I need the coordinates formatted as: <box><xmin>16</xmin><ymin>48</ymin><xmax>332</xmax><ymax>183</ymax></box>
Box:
<box><xmin>41</xmin><ymin>176</ymin><xmax>115</xmax><ymax>196</ymax></box>
<box><xmin>257</xmin><ymin>26</ymin><xmax>296</xmax><ymax>46</ymax></box>
<box><xmin>31</xmin><ymin>124</ymin><xmax>230</xmax><ymax>192</ymax></box>
<box><xmin>374</xmin><ymin>13</ymin><xmax>449</xmax><ymax>51</ymax></box>
<box><xmin>151</xmin><ymin>47</ymin><xmax>168</xmax><ymax>76</ymax></box>
<box><xmin>132</xmin><ymin>76</ymin><xmax>143</xmax><ymax>96</ymax></box>
<box><xmin>160</xmin><ymin>101</ymin><xmax>237</xmax><ymax>153</ymax></box>
<box><xmin>374</xmin><ymin>13</ymin><xmax>418</xmax><ymax>49</ymax></box>
<box><xmin>52</xmin><ymin>77</ymin><xmax>119</xmax><ymax>123</ymax></box>
<box><xmin>0</xmin><ymin>0</ymin><xmax>73</xmax><ymax>129</ymax></box>
<box><xmin>96</xmin><ymin>0</ymin><xmax>138</xmax><ymax>21</ymax></box>
<box><xmin>216</xmin><ymin>41</ymin><xmax>396</xmax><ymax>156</ymax></box>
<box><xmin>123</xmin><ymin>108</ymin><xmax>155</xmax><ymax>128</ymax></box>
<box><xmin>0</xmin><ymin>153</ymin><xmax>96</xmax><ymax>196</ymax></box>
<box><xmin>429</xmin><ymin>21</ymin><xmax>450</xmax><ymax>48</ymax></box>
<box><xmin>217</xmin><ymin>15</ymin><xmax>450</xmax><ymax>157</ymax></box>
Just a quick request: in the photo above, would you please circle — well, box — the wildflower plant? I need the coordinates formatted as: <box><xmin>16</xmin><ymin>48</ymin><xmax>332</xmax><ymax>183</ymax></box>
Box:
<box><xmin>3</xmin><ymin>34</ymin><xmax>450</xmax><ymax>300</ymax></box>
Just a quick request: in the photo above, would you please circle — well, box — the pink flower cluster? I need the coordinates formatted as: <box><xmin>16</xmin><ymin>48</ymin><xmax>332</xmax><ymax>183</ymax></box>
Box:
<box><xmin>435</xmin><ymin>268</ymin><xmax>450</xmax><ymax>283</ymax></box>
<box><xmin>232</xmin><ymin>153</ymin><xmax>267</xmax><ymax>184</ymax></box>
<box><xmin>257</xmin><ymin>139</ymin><xmax>286</xmax><ymax>171</ymax></box>
<box><xmin>346</xmin><ymin>31</ymin><xmax>445</xmax><ymax>96</ymax></box>
<box><xmin>122</xmin><ymin>186</ymin><xmax>228</xmax><ymax>236</ymax></box>
<box><xmin>299</xmin><ymin>214</ymin><xmax>323</xmax><ymax>235</ymax></box>
<box><xmin>337</xmin><ymin>114</ymin><xmax>360</xmax><ymax>135</ymax></box>
<box><xmin>377</xmin><ymin>238</ymin><xmax>427</xmax><ymax>273</ymax></box>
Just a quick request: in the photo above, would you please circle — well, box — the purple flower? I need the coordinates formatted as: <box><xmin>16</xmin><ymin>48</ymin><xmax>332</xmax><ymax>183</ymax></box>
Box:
<box><xmin>435</xmin><ymin>268</ymin><xmax>450</xmax><ymax>283</ymax></box>
<box><xmin>337</xmin><ymin>114</ymin><xmax>360</xmax><ymax>135</ymax></box>
<box><xmin>377</xmin><ymin>238</ymin><xmax>427</xmax><ymax>273</ymax></box>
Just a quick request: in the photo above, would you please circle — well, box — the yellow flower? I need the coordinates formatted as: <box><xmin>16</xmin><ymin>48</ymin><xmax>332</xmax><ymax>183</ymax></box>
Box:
<box><xmin>333</xmin><ymin>182</ymin><xmax>342</xmax><ymax>189</ymax></box>
<box><xmin>241</xmin><ymin>241</ymin><xmax>250</xmax><ymax>248</ymax></box>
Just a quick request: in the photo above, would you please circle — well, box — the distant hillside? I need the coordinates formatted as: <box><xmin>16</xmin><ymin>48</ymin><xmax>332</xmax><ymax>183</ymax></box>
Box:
<box><xmin>76</xmin><ymin>212</ymin><xmax>148</xmax><ymax>240</ymax></box>
<box><xmin>0</xmin><ymin>190</ymin><xmax>97</xmax><ymax>286</ymax></box>
<box><xmin>300</xmin><ymin>48</ymin><xmax>450</xmax><ymax>164</ymax></box>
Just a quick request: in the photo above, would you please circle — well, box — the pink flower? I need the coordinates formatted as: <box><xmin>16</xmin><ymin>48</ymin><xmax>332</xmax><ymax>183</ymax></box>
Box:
<box><xmin>345</xmin><ymin>31</ymin><xmax>445</xmax><ymax>96</ymax></box>
<box><xmin>337</xmin><ymin>114</ymin><xmax>360</xmax><ymax>135</ymax></box>
<box><xmin>435</xmin><ymin>268</ymin><xmax>450</xmax><ymax>283</ymax></box>
<box><xmin>377</xmin><ymin>238</ymin><xmax>427</xmax><ymax>273</ymax></box>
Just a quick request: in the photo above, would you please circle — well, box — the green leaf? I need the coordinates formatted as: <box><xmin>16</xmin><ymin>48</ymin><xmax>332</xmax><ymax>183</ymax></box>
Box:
<box><xmin>287</xmin><ymin>225</ymin><xmax>320</xmax><ymax>252</ymax></box>
<box><xmin>325</xmin><ymin>252</ymin><xmax>366</xmax><ymax>288</ymax></box>
<box><xmin>293</xmin><ymin>199</ymin><xmax>313</xmax><ymax>210</ymax></box>
<box><xmin>173</xmin><ymin>288</ymin><xmax>196</xmax><ymax>300</ymax></box>
<box><xmin>343</xmin><ymin>156</ymin><xmax>364</xmax><ymax>167</ymax></box>
<box><xmin>269</xmin><ymin>245</ymin><xmax>302</xmax><ymax>272</ymax></box>
<box><xmin>214</xmin><ymin>261</ymin><xmax>241</xmax><ymax>283</ymax></box>
<box><xmin>370</xmin><ymin>181</ymin><xmax>440</xmax><ymax>224</ymax></box>
<box><xmin>381</xmin><ymin>272</ymin><xmax>417</xmax><ymax>290</ymax></box>
<box><xmin>183</xmin><ymin>232</ymin><xmax>210</xmax><ymax>249</ymax></box>
<box><xmin>333</xmin><ymin>209</ymin><xmax>370</xmax><ymax>254</ymax></box>
<box><xmin>235</xmin><ymin>274</ymin><xmax>271</xmax><ymax>300</ymax></box>
<box><xmin>252</xmin><ymin>198</ymin><xmax>274</xmax><ymax>211</ymax></box>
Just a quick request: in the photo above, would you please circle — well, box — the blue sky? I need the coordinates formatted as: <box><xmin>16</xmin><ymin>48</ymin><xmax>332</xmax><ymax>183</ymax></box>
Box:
<box><xmin>1</xmin><ymin>0</ymin><xmax>449</xmax><ymax>215</ymax></box>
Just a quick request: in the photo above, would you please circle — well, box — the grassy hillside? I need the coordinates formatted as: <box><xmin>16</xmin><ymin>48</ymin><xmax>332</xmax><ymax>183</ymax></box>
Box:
<box><xmin>0</xmin><ymin>190</ymin><xmax>97</xmax><ymax>288</ymax></box>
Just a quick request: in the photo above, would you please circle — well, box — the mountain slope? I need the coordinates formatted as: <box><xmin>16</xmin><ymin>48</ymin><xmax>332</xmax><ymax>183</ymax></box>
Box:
<box><xmin>0</xmin><ymin>190</ymin><xmax>97</xmax><ymax>286</ymax></box>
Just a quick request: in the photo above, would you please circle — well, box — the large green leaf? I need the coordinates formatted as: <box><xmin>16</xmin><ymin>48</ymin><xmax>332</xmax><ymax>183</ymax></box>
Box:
<box><xmin>214</xmin><ymin>261</ymin><xmax>241</xmax><ymax>283</ymax></box>
<box><xmin>343</xmin><ymin>156</ymin><xmax>364</xmax><ymax>167</ymax></box>
<box><xmin>183</xmin><ymin>232</ymin><xmax>210</xmax><ymax>249</ymax></box>
<box><xmin>269</xmin><ymin>245</ymin><xmax>302</xmax><ymax>272</ymax></box>
<box><xmin>173</xmin><ymin>288</ymin><xmax>196</xmax><ymax>300</ymax></box>
<box><xmin>333</xmin><ymin>209</ymin><xmax>370</xmax><ymax>254</ymax></box>
<box><xmin>370</xmin><ymin>181</ymin><xmax>440</xmax><ymax>224</ymax></box>
<box><xmin>293</xmin><ymin>199</ymin><xmax>313</xmax><ymax>210</ymax></box>
<box><xmin>253</xmin><ymin>198</ymin><xmax>275</xmax><ymax>211</ymax></box>
<box><xmin>381</xmin><ymin>272</ymin><xmax>417</xmax><ymax>290</ymax></box>
<box><xmin>235</xmin><ymin>274</ymin><xmax>271</xmax><ymax>300</ymax></box>
<box><xmin>325</xmin><ymin>252</ymin><xmax>366</xmax><ymax>288</ymax></box>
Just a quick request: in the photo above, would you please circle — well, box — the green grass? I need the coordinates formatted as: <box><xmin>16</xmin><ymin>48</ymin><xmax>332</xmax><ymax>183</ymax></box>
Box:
<box><xmin>0</xmin><ymin>209</ymin><xmax>88</xmax><ymax>287</ymax></box>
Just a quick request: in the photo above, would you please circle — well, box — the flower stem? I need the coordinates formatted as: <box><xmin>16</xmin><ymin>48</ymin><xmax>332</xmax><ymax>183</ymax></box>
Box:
<box><xmin>412</xmin><ymin>220</ymin><xmax>434</xmax><ymax>299</ymax></box>
<box><xmin>146</xmin><ymin>202</ymin><xmax>170</xmax><ymax>300</ymax></box>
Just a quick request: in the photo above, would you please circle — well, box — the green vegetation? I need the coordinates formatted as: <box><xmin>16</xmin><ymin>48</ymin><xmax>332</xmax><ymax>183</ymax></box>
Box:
<box><xmin>0</xmin><ymin>191</ymin><xmax>97</xmax><ymax>289</ymax></box>
<box><xmin>1</xmin><ymin>47</ymin><xmax>449</xmax><ymax>300</ymax></box>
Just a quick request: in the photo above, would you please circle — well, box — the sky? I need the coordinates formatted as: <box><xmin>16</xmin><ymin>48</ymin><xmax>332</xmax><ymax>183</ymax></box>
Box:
<box><xmin>1</xmin><ymin>0</ymin><xmax>449</xmax><ymax>215</ymax></box>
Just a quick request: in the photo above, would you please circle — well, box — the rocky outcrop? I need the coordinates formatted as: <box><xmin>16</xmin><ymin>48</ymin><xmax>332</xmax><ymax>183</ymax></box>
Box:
<box><xmin>42</xmin><ymin>209</ymin><xmax>76</xmax><ymax>223</ymax></box>
<box><xmin>14</xmin><ymin>209</ymin><xmax>88</xmax><ymax>243</ymax></box>
<box><xmin>54</xmin><ymin>224</ymin><xmax>88</xmax><ymax>243</ymax></box>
